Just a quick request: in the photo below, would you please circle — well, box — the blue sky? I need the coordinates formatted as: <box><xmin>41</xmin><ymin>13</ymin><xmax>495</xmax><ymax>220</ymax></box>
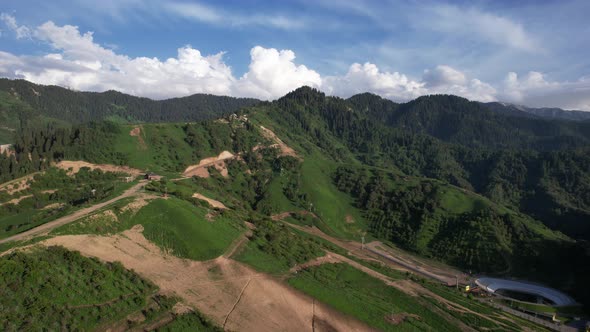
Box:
<box><xmin>1</xmin><ymin>0</ymin><xmax>589</xmax><ymax>110</ymax></box>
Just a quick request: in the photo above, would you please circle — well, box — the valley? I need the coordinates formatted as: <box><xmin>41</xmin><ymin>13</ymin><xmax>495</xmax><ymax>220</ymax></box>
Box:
<box><xmin>0</xmin><ymin>81</ymin><xmax>589</xmax><ymax>331</ymax></box>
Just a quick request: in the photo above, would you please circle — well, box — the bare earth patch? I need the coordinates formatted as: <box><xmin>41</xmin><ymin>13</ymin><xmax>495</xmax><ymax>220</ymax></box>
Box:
<box><xmin>0</xmin><ymin>173</ymin><xmax>38</xmax><ymax>195</ymax></box>
<box><xmin>385</xmin><ymin>313</ymin><xmax>421</xmax><ymax>326</ymax></box>
<box><xmin>42</xmin><ymin>202</ymin><xmax>65</xmax><ymax>210</ymax></box>
<box><xmin>120</xmin><ymin>194</ymin><xmax>156</xmax><ymax>214</ymax></box>
<box><xmin>345</xmin><ymin>214</ymin><xmax>355</xmax><ymax>224</ymax></box>
<box><xmin>55</xmin><ymin>160</ymin><xmax>143</xmax><ymax>176</ymax></box>
<box><xmin>87</xmin><ymin>210</ymin><xmax>119</xmax><ymax>223</ymax></box>
<box><xmin>192</xmin><ymin>193</ymin><xmax>227</xmax><ymax>209</ymax></box>
<box><xmin>129</xmin><ymin>126</ymin><xmax>147</xmax><ymax>150</ymax></box>
<box><xmin>0</xmin><ymin>194</ymin><xmax>32</xmax><ymax>207</ymax></box>
<box><xmin>183</xmin><ymin>151</ymin><xmax>235</xmax><ymax>178</ymax></box>
<box><xmin>259</xmin><ymin>126</ymin><xmax>299</xmax><ymax>158</ymax></box>
<box><xmin>42</xmin><ymin>227</ymin><xmax>374</xmax><ymax>332</ymax></box>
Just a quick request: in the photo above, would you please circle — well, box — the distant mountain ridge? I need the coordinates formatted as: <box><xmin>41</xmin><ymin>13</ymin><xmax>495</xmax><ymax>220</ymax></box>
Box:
<box><xmin>0</xmin><ymin>78</ymin><xmax>260</xmax><ymax>128</ymax></box>
<box><xmin>483</xmin><ymin>101</ymin><xmax>590</xmax><ymax>122</ymax></box>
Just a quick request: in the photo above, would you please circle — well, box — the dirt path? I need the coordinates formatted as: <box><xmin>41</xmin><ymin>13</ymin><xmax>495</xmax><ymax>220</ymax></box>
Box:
<box><xmin>291</xmin><ymin>251</ymin><xmax>424</xmax><ymax>297</ymax></box>
<box><xmin>182</xmin><ymin>151</ymin><xmax>235</xmax><ymax>178</ymax></box>
<box><xmin>55</xmin><ymin>160</ymin><xmax>143</xmax><ymax>176</ymax></box>
<box><xmin>284</xmin><ymin>226</ymin><xmax>513</xmax><ymax>330</ymax></box>
<box><xmin>259</xmin><ymin>126</ymin><xmax>299</xmax><ymax>158</ymax></box>
<box><xmin>364</xmin><ymin>242</ymin><xmax>458</xmax><ymax>286</ymax></box>
<box><xmin>0</xmin><ymin>173</ymin><xmax>39</xmax><ymax>194</ymax></box>
<box><xmin>42</xmin><ymin>226</ymin><xmax>375</xmax><ymax>332</ymax></box>
<box><xmin>192</xmin><ymin>193</ymin><xmax>227</xmax><ymax>209</ymax></box>
<box><xmin>0</xmin><ymin>182</ymin><xmax>146</xmax><ymax>245</ymax></box>
<box><xmin>0</xmin><ymin>194</ymin><xmax>32</xmax><ymax>206</ymax></box>
<box><xmin>0</xmin><ymin>190</ymin><xmax>57</xmax><ymax>207</ymax></box>
<box><xmin>129</xmin><ymin>126</ymin><xmax>147</xmax><ymax>150</ymax></box>
<box><xmin>280</xmin><ymin>219</ymin><xmax>462</xmax><ymax>285</ymax></box>
<box><xmin>280</xmin><ymin>221</ymin><xmax>406</xmax><ymax>270</ymax></box>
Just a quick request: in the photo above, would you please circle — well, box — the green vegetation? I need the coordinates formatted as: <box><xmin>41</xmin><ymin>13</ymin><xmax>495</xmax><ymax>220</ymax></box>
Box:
<box><xmin>0</xmin><ymin>246</ymin><xmax>156</xmax><ymax>331</ymax></box>
<box><xmin>332</xmin><ymin>165</ymin><xmax>570</xmax><ymax>273</ymax></box>
<box><xmin>234</xmin><ymin>219</ymin><xmax>324</xmax><ymax>274</ymax></box>
<box><xmin>0</xmin><ymin>78</ymin><xmax>258</xmax><ymax>127</ymax></box>
<box><xmin>155</xmin><ymin>312</ymin><xmax>222</xmax><ymax>332</ymax></box>
<box><xmin>496</xmin><ymin>299</ymin><xmax>585</xmax><ymax>316</ymax></box>
<box><xmin>0</xmin><ymin>167</ymin><xmax>134</xmax><ymax>239</ymax></box>
<box><xmin>55</xmin><ymin>197</ymin><xmax>244</xmax><ymax>261</ymax></box>
<box><xmin>247</xmin><ymin>87</ymin><xmax>590</xmax><ymax>307</ymax></box>
<box><xmin>133</xmin><ymin>198</ymin><xmax>242</xmax><ymax>260</ymax></box>
<box><xmin>2</xmin><ymin>82</ymin><xmax>590</xmax><ymax>325</ymax></box>
<box><xmin>289</xmin><ymin>263</ymin><xmax>461</xmax><ymax>331</ymax></box>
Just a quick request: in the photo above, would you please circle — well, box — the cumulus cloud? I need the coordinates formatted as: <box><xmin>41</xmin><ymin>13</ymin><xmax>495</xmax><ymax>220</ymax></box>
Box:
<box><xmin>1</xmin><ymin>13</ymin><xmax>31</xmax><ymax>39</ymax></box>
<box><xmin>233</xmin><ymin>46</ymin><xmax>322</xmax><ymax>99</ymax></box>
<box><xmin>423</xmin><ymin>65</ymin><xmax>466</xmax><ymax>87</ymax></box>
<box><xmin>324</xmin><ymin>62</ymin><xmax>425</xmax><ymax>101</ymax></box>
<box><xmin>1</xmin><ymin>20</ymin><xmax>236</xmax><ymax>98</ymax></box>
<box><xmin>0</xmin><ymin>19</ymin><xmax>320</xmax><ymax>99</ymax></box>
<box><xmin>0</xmin><ymin>17</ymin><xmax>588</xmax><ymax>110</ymax></box>
<box><xmin>421</xmin><ymin>65</ymin><xmax>496</xmax><ymax>102</ymax></box>
<box><xmin>501</xmin><ymin>72</ymin><xmax>590</xmax><ymax>111</ymax></box>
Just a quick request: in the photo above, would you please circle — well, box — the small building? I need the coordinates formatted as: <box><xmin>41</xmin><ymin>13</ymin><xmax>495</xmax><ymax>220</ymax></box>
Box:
<box><xmin>144</xmin><ymin>172</ymin><xmax>163</xmax><ymax>181</ymax></box>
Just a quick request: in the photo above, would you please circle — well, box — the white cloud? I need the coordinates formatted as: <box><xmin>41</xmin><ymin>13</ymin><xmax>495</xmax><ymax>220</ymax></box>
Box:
<box><xmin>501</xmin><ymin>72</ymin><xmax>590</xmax><ymax>111</ymax></box>
<box><xmin>423</xmin><ymin>65</ymin><xmax>466</xmax><ymax>87</ymax></box>
<box><xmin>2</xmin><ymin>20</ymin><xmax>236</xmax><ymax>98</ymax></box>
<box><xmin>233</xmin><ymin>46</ymin><xmax>322</xmax><ymax>99</ymax></box>
<box><xmin>324</xmin><ymin>62</ymin><xmax>426</xmax><ymax>101</ymax></box>
<box><xmin>421</xmin><ymin>5</ymin><xmax>539</xmax><ymax>52</ymax></box>
<box><xmin>0</xmin><ymin>20</ymin><xmax>320</xmax><ymax>100</ymax></box>
<box><xmin>0</xmin><ymin>18</ymin><xmax>588</xmax><ymax>110</ymax></box>
<box><xmin>1</xmin><ymin>13</ymin><xmax>31</xmax><ymax>39</ymax></box>
<box><xmin>164</xmin><ymin>2</ymin><xmax>305</xmax><ymax>30</ymax></box>
<box><xmin>421</xmin><ymin>65</ymin><xmax>496</xmax><ymax>102</ymax></box>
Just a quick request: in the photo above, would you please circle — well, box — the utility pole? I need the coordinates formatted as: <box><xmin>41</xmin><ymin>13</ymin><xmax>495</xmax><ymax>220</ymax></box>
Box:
<box><xmin>361</xmin><ymin>236</ymin><xmax>365</xmax><ymax>250</ymax></box>
<box><xmin>456</xmin><ymin>275</ymin><xmax>459</xmax><ymax>290</ymax></box>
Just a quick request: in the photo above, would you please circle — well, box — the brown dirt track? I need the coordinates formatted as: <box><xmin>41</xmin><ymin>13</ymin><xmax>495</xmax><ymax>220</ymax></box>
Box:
<box><xmin>182</xmin><ymin>151</ymin><xmax>234</xmax><ymax>178</ymax></box>
<box><xmin>55</xmin><ymin>160</ymin><xmax>143</xmax><ymax>176</ymax></box>
<box><xmin>259</xmin><ymin>126</ymin><xmax>299</xmax><ymax>158</ymax></box>
<box><xmin>41</xmin><ymin>226</ymin><xmax>375</xmax><ymax>332</ymax></box>
<box><xmin>192</xmin><ymin>193</ymin><xmax>228</xmax><ymax>209</ymax></box>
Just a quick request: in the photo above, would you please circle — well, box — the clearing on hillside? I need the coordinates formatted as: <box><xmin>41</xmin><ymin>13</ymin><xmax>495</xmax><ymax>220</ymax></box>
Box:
<box><xmin>129</xmin><ymin>125</ymin><xmax>147</xmax><ymax>150</ymax></box>
<box><xmin>259</xmin><ymin>126</ymin><xmax>299</xmax><ymax>158</ymax></box>
<box><xmin>183</xmin><ymin>151</ymin><xmax>235</xmax><ymax>178</ymax></box>
<box><xmin>192</xmin><ymin>193</ymin><xmax>228</xmax><ymax>210</ymax></box>
<box><xmin>55</xmin><ymin>160</ymin><xmax>143</xmax><ymax>176</ymax></box>
<box><xmin>42</xmin><ymin>226</ymin><xmax>374</xmax><ymax>332</ymax></box>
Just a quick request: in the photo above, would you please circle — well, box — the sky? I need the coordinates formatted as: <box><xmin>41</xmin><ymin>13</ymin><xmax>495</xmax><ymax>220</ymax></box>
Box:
<box><xmin>0</xmin><ymin>0</ymin><xmax>589</xmax><ymax>110</ymax></box>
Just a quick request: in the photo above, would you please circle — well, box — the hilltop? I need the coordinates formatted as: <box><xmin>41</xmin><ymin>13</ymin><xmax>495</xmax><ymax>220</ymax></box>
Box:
<box><xmin>1</xmin><ymin>83</ymin><xmax>589</xmax><ymax>330</ymax></box>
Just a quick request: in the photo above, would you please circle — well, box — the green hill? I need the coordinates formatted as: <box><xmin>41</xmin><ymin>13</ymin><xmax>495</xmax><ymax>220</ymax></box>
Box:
<box><xmin>1</xmin><ymin>84</ymin><xmax>589</xmax><ymax>310</ymax></box>
<box><xmin>0</xmin><ymin>78</ymin><xmax>259</xmax><ymax>135</ymax></box>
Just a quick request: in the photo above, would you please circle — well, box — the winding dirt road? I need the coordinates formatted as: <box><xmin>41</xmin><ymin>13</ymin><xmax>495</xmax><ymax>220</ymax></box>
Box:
<box><xmin>0</xmin><ymin>181</ymin><xmax>146</xmax><ymax>245</ymax></box>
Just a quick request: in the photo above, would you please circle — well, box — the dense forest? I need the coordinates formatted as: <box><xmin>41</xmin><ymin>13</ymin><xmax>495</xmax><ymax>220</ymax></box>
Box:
<box><xmin>266</xmin><ymin>87</ymin><xmax>590</xmax><ymax>240</ymax></box>
<box><xmin>2</xmin><ymin>82</ymin><xmax>590</xmax><ymax>311</ymax></box>
<box><xmin>0</xmin><ymin>78</ymin><xmax>259</xmax><ymax>132</ymax></box>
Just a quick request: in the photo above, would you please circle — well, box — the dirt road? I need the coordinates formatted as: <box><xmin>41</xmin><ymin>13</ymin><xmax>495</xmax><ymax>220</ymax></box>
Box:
<box><xmin>282</xmin><ymin>221</ymin><xmax>462</xmax><ymax>286</ymax></box>
<box><xmin>0</xmin><ymin>181</ymin><xmax>146</xmax><ymax>245</ymax></box>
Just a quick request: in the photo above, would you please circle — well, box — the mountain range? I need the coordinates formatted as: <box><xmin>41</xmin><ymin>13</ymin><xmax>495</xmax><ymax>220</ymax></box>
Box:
<box><xmin>1</xmin><ymin>79</ymin><xmax>589</xmax><ymax>311</ymax></box>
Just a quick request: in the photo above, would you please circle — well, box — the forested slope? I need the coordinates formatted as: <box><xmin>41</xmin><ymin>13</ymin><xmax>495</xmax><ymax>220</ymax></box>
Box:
<box><xmin>0</xmin><ymin>79</ymin><xmax>259</xmax><ymax>142</ymax></box>
<box><xmin>245</xmin><ymin>87</ymin><xmax>590</xmax><ymax>305</ymax></box>
<box><xmin>1</xmin><ymin>84</ymin><xmax>589</xmax><ymax>307</ymax></box>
